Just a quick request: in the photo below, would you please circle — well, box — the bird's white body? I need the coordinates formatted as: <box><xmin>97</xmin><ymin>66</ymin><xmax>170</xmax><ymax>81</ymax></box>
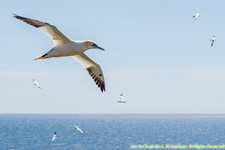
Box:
<box><xmin>193</xmin><ymin>13</ymin><xmax>200</xmax><ymax>20</ymax></box>
<box><xmin>74</xmin><ymin>125</ymin><xmax>84</xmax><ymax>134</ymax></box>
<box><xmin>33</xmin><ymin>79</ymin><xmax>41</xmax><ymax>89</ymax></box>
<box><xmin>211</xmin><ymin>36</ymin><xmax>215</xmax><ymax>41</ymax></box>
<box><xmin>14</xmin><ymin>14</ymin><xmax>105</xmax><ymax>92</ymax></box>
<box><xmin>41</xmin><ymin>41</ymin><xmax>87</xmax><ymax>59</ymax></box>
<box><xmin>52</xmin><ymin>132</ymin><xmax>56</xmax><ymax>142</ymax></box>
<box><xmin>117</xmin><ymin>93</ymin><xmax>127</xmax><ymax>103</ymax></box>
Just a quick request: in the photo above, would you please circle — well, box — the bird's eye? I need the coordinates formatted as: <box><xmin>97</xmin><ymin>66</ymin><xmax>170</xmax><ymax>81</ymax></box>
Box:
<box><xmin>91</xmin><ymin>43</ymin><xmax>97</xmax><ymax>47</ymax></box>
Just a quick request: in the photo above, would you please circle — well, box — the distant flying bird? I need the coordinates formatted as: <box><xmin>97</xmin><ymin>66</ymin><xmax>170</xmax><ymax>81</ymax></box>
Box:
<box><xmin>52</xmin><ymin>132</ymin><xmax>56</xmax><ymax>142</ymax></box>
<box><xmin>193</xmin><ymin>13</ymin><xmax>200</xmax><ymax>20</ymax></box>
<box><xmin>74</xmin><ymin>124</ymin><xmax>84</xmax><ymax>134</ymax></box>
<box><xmin>117</xmin><ymin>93</ymin><xmax>127</xmax><ymax>103</ymax></box>
<box><xmin>14</xmin><ymin>14</ymin><xmax>105</xmax><ymax>92</ymax></box>
<box><xmin>210</xmin><ymin>36</ymin><xmax>215</xmax><ymax>47</ymax></box>
<box><xmin>33</xmin><ymin>79</ymin><xmax>41</xmax><ymax>89</ymax></box>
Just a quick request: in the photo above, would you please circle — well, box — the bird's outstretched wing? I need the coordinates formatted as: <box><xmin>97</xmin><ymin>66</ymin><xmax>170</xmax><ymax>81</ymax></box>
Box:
<box><xmin>13</xmin><ymin>14</ymin><xmax>71</xmax><ymax>46</ymax></box>
<box><xmin>78</xmin><ymin>128</ymin><xmax>83</xmax><ymax>133</ymax></box>
<box><xmin>72</xmin><ymin>53</ymin><xmax>105</xmax><ymax>92</ymax></box>
<box><xmin>74</xmin><ymin>124</ymin><xmax>78</xmax><ymax>129</ymax></box>
<box><xmin>211</xmin><ymin>41</ymin><xmax>214</xmax><ymax>47</ymax></box>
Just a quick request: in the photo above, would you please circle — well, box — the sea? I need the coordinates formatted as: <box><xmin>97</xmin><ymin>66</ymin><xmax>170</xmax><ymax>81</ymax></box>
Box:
<box><xmin>0</xmin><ymin>114</ymin><xmax>225</xmax><ymax>150</ymax></box>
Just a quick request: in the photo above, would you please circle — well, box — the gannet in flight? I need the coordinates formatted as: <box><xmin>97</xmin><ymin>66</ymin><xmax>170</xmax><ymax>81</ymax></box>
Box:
<box><xmin>210</xmin><ymin>35</ymin><xmax>215</xmax><ymax>47</ymax></box>
<box><xmin>117</xmin><ymin>93</ymin><xmax>127</xmax><ymax>103</ymax></box>
<box><xmin>193</xmin><ymin>13</ymin><xmax>200</xmax><ymax>20</ymax></box>
<box><xmin>74</xmin><ymin>124</ymin><xmax>84</xmax><ymax>135</ymax></box>
<box><xmin>52</xmin><ymin>132</ymin><xmax>56</xmax><ymax>142</ymax></box>
<box><xmin>33</xmin><ymin>79</ymin><xmax>41</xmax><ymax>89</ymax></box>
<box><xmin>14</xmin><ymin>14</ymin><xmax>105</xmax><ymax>92</ymax></box>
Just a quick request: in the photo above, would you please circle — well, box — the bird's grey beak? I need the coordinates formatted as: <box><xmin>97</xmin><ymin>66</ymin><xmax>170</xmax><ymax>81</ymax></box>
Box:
<box><xmin>93</xmin><ymin>44</ymin><xmax>105</xmax><ymax>51</ymax></box>
<box><xmin>97</xmin><ymin>46</ymin><xmax>105</xmax><ymax>51</ymax></box>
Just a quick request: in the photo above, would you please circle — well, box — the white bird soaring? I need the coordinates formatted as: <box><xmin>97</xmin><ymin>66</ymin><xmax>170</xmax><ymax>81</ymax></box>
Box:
<box><xmin>52</xmin><ymin>132</ymin><xmax>56</xmax><ymax>142</ymax></box>
<box><xmin>14</xmin><ymin>14</ymin><xmax>105</xmax><ymax>92</ymax></box>
<box><xmin>33</xmin><ymin>79</ymin><xmax>41</xmax><ymax>89</ymax></box>
<box><xmin>193</xmin><ymin>13</ymin><xmax>200</xmax><ymax>20</ymax></box>
<box><xmin>210</xmin><ymin>35</ymin><xmax>215</xmax><ymax>47</ymax></box>
<box><xmin>74</xmin><ymin>124</ymin><xmax>84</xmax><ymax>134</ymax></box>
<box><xmin>117</xmin><ymin>93</ymin><xmax>127</xmax><ymax>103</ymax></box>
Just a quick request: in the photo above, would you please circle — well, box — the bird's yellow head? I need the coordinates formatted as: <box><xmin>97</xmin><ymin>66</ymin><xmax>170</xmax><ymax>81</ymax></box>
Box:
<box><xmin>84</xmin><ymin>40</ymin><xmax>104</xmax><ymax>51</ymax></box>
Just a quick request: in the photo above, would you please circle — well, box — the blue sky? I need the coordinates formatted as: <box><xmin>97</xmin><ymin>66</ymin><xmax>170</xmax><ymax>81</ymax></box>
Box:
<box><xmin>1</xmin><ymin>0</ymin><xmax>225</xmax><ymax>113</ymax></box>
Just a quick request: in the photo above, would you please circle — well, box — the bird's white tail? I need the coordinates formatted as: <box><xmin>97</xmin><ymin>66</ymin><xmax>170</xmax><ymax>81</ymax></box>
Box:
<box><xmin>33</xmin><ymin>55</ymin><xmax>44</xmax><ymax>61</ymax></box>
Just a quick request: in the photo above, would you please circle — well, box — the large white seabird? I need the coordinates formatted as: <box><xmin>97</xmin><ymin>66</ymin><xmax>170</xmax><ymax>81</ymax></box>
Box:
<box><xmin>210</xmin><ymin>35</ymin><xmax>215</xmax><ymax>47</ymax></box>
<box><xmin>52</xmin><ymin>132</ymin><xmax>56</xmax><ymax>142</ymax></box>
<box><xmin>193</xmin><ymin>13</ymin><xmax>200</xmax><ymax>20</ymax></box>
<box><xmin>14</xmin><ymin>14</ymin><xmax>105</xmax><ymax>92</ymax></box>
<box><xmin>33</xmin><ymin>79</ymin><xmax>41</xmax><ymax>89</ymax></box>
<box><xmin>117</xmin><ymin>93</ymin><xmax>127</xmax><ymax>103</ymax></box>
<box><xmin>74</xmin><ymin>124</ymin><xmax>85</xmax><ymax>135</ymax></box>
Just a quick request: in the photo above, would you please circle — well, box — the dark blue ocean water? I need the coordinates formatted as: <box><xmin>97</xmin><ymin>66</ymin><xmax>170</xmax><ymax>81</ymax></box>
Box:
<box><xmin>0</xmin><ymin>114</ymin><xmax>225</xmax><ymax>150</ymax></box>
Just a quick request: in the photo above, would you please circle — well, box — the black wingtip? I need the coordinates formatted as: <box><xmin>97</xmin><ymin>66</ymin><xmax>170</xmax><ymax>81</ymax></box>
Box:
<box><xmin>13</xmin><ymin>14</ymin><xmax>24</xmax><ymax>21</ymax></box>
<box><xmin>12</xmin><ymin>14</ymin><xmax>19</xmax><ymax>19</ymax></box>
<box><xmin>12</xmin><ymin>13</ymin><xmax>19</xmax><ymax>18</ymax></box>
<box><xmin>101</xmin><ymin>84</ymin><xmax>105</xmax><ymax>93</ymax></box>
<box><xmin>99</xmin><ymin>81</ymin><xmax>105</xmax><ymax>93</ymax></box>
<box><xmin>12</xmin><ymin>14</ymin><xmax>45</xmax><ymax>28</ymax></box>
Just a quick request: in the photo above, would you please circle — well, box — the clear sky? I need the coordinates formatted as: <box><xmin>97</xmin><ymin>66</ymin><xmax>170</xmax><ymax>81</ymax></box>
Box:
<box><xmin>1</xmin><ymin>0</ymin><xmax>225</xmax><ymax>114</ymax></box>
